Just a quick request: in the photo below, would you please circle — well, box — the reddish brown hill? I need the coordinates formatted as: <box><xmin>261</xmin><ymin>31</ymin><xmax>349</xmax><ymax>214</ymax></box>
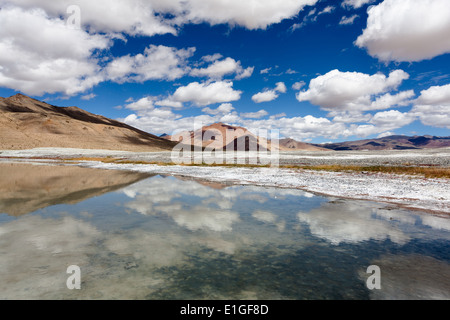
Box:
<box><xmin>163</xmin><ymin>122</ymin><xmax>326</xmax><ymax>151</ymax></box>
<box><xmin>164</xmin><ymin>122</ymin><xmax>269</xmax><ymax>151</ymax></box>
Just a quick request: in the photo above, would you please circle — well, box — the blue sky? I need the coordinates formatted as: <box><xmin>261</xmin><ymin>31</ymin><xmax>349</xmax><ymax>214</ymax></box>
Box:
<box><xmin>0</xmin><ymin>0</ymin><xmax>449</xmax><ymax>143</ymax></box>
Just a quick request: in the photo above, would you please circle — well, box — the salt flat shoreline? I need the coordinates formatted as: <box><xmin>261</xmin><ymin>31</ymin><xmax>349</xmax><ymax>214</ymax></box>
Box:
<box><xmin>1</xmin><ymin>147</ymin><xmax>449</xmax><ymax>215</ymax></box>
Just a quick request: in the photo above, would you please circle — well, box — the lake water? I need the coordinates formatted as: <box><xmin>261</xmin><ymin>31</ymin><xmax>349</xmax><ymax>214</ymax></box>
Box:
<box><xmin>0</xmin><ymin>163</ymin><xmax>449</xmax><ymax>300</ymax></box>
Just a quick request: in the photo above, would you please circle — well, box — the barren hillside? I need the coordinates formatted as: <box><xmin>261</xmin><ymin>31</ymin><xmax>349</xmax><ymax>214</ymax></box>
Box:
<box><xmin>0</xmin><ymin>94</ymin><xmax>176</xmax><ymax>151</ymax></box>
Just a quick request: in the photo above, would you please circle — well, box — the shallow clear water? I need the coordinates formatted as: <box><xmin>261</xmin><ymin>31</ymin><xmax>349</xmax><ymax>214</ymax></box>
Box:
<box><xmin>0</xmin><ymin>163</ymin><xmax>449</xmax><ymax>300</ymax></box>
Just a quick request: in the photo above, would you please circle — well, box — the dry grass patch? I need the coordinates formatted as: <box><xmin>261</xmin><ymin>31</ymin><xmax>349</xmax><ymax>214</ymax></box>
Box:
<box><xmin>64</xmin><ymin>157</ymin><xmax>120</xmax><ymax>163</ymax></box>
<box><xmin>291</xmin><ymin>165</ymin><xmax>450</xmax><ymax>179</ymax></box>
<box><xmin>114</xmin><ymin>160</ymin><xmax>174</xmax><ymax>166</ymax></box>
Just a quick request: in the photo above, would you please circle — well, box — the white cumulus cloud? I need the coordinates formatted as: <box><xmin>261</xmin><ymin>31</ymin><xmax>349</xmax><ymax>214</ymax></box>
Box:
<box><xmin>3</xmin><ymin>0</ymin><xmax>320</xmax><ymax>32</ymax></box>
<box><xmin>240</xmin><ymin>110</ymin><xmax>269</xmax><ymax>119</ymax></box>
<box><xmin>369</xmin><ymin>110</ymin><xmax>416</xmax><ymax>128</ymax></box>
<box><xmin>339</xmin><ymin>15</ymin><xmax>359</xmax><ymax>25</ymax></box>
<box><xmin>0</xmin><ymin>6</ymin><xmax>110</xmax><ymax>96</ymax></box>
<box><xmin>411</xmin><ymin>83</ymin><xmax>450</xmax><ymax>128</ymax></box>
<box><xmin>173</xmin><ymin>0</ymin><xmax>320</xmax><ymax>30</ymax></box>
<box><xmin>171</xmin><ymin>81</ymin><xmax>242</xmax><ymax>106</ymax></box>
<box><xmin>252</xmin><ymin>91</ymin><xmax>279</xmax><ymax>104</ymax></box>
<box><xmin>190</xmin><ymin>57</ymin><xmax>253</xmax><ymax>80</ymax></box>
<box><xmin>202</xmin><ymin>103</ymin><xmax>235</xmax><ymax>115</ymax></box>
<box><xmin>0</xmin><ymin>0</ymin><xmax>177</xmax><ymax>37</ymax></box>
<box><xmin>341</xmin><ymin>0</ymin><xmax>375</xmax><ymax>9</ymax></box>
<box><xmin>355</xmin><ymin>0</ymin><xmax>450</xmax><ymax>62</ymax></box>
<box><xmin>252</xmin><ymin>82</ymin><xmax>287</xmax><ymax>103</ymax></box>
<box><xmin>0</xmin><ymin>0</ymin><xmax>319</xmax><ymax>96</ymax></box>
<box><xmin>275</xmin><ymin>82</ymin><xmax>287</xmax><ymax>93</ymax></box>
<box><xmin>292</xmin><ymin>81</ymin><xmax>306</xmax><ymax>90</ymax></box>
<box><xmin>296</xmin><ymin>69</ymin><xmax>410</xmax><ymax>112</ymax></box>
<box><xmin>105</xmin><ymin>45</ymin><xmax>195</xmax><ymax>83</ymax></box>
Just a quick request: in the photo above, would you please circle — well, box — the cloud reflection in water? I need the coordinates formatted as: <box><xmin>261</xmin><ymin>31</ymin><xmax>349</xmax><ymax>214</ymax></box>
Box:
<box><xmin>0</xmin><ymin>170</ymin><xmax>449</xmax><ymax>299</ymax></box>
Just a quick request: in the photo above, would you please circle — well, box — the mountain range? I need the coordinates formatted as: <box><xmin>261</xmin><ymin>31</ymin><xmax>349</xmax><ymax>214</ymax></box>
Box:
<box><xmin>1</xmin><ymin>94</ymin><xmax>448</xmax><ymax>152</ymax></box>
<box><xmin>316</xmin><ymin>135</ymin><xmax>450</xmax><ymax>151</ymax></box>
<box><xmin>161</xmin><ymin>123</ymin><xmax>450</xmax><ymax>151</ymax></box>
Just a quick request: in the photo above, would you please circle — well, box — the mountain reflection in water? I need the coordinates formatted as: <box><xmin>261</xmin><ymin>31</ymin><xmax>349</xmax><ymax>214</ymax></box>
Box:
<box><xmin>0</xmin><ymin>163</ymin><xmax>153</xmax><ymax>216</ymax></box>
<box><xmin>0</xmin><ymin>163</ymin><xmax>449</xmax><ymax>300</ymax></box>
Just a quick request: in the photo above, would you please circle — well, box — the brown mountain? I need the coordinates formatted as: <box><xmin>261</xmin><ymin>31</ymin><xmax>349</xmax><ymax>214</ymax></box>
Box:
<box><xmin>317</xmin><ymin>135</ymin><xmax>450</xmax><ymax>151</ymax></box>
<box><xmin>163</xmin><ymin>122</ymin><xmax>326</xmax><ymax>151</ymax></box>
<box><xmin>277</xmin><ymin>138</ymin><xmax>329</xmax><ymax>151</ymax></box>
<box><xmin>0</xmin><ymin>94</ymin><xmax>176</xmax><ymax>151</ymax></box>
<box><xmin>164</xmin><ymin>122</ymin><xmax>270</xmax><ymax>151</ymax></box>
